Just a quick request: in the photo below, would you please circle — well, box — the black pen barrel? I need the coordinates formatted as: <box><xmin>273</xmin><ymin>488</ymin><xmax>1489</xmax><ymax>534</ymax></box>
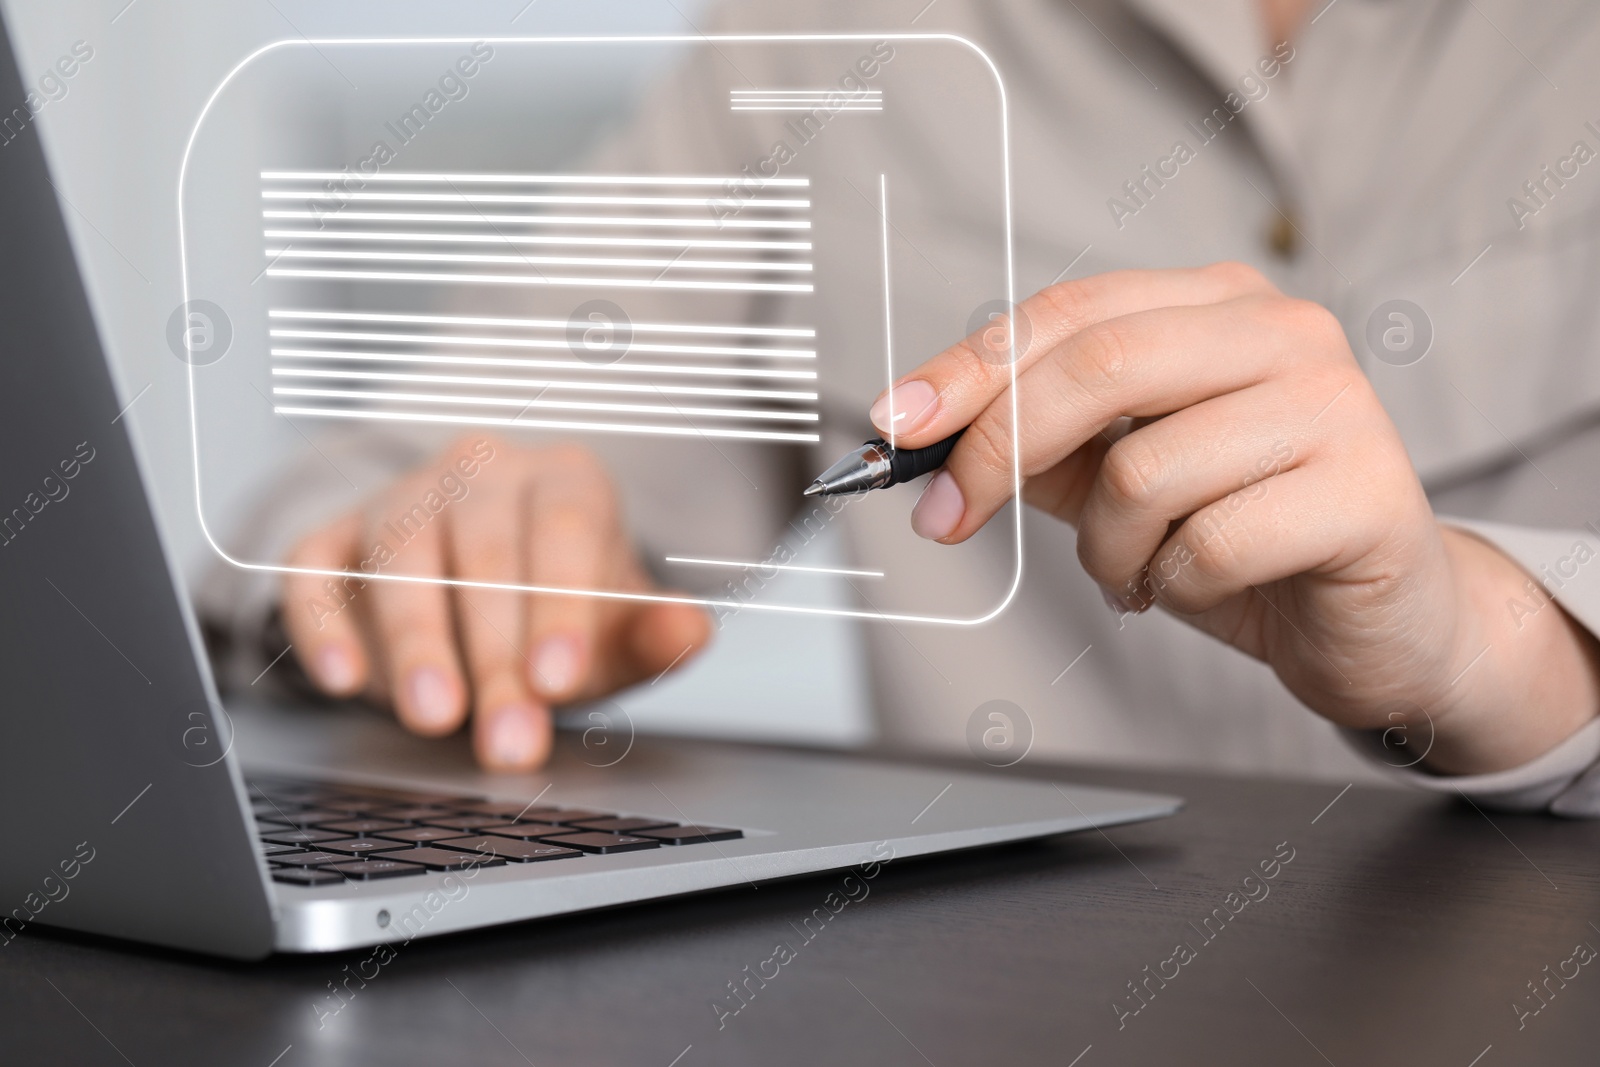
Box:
<box><xmin>886</xmin><ymin>429</ymin><xmax>965</xmax><ymax>488</ymax></box>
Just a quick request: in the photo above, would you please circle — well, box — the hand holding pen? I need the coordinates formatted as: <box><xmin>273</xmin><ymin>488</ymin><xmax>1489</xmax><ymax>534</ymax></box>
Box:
<box><xmin>810</xmin><ymin>263</ymin><xmax>1600</xmax><ymax>776</ymax></box>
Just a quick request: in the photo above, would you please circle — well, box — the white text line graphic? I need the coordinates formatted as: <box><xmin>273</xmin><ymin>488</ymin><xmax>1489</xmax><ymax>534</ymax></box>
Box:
<box><xmin>273</xmin><ymin>388</ymin><xmax>820</xmax><ymax>423</ymax></box>
<box><xmin>269</xmin><ymin>308</ymin><xmax>816</xmax><ymax>338</ymax></box>
<box><xmin>272</xmin><ymin>407</ymin><xmax>821</xmax><ymax>444</ymax></box>
<box><xmin>270</xmin><ymin>368</ymin><xmax>819</xmax><ymax>402</ymax></box>
<box><xmin>263</xmin><ymin>210</ymin><xmax>811</xmax><ymax>230</ymax></box>
<box><xmin>269</xmin><ymin>328</ymin><xmax>815</xmax><ymax>359</ymax></box>
<box><xmin>262</xmin><ymin>190</ymin><xmax>811</xmax><ymax>208</ymax></box>
<box><xmin>263</xmin><ymin>269</ymin><xmax>813</xmax><ymax>293</ymax></box>
<box><xmin>729</xmin><ymin>88</ymin><xmax>883</xmax><ymax>112</ymax></box>
<box><xmin>261</xmin><ymin>170</ymin><xmax>811</xmax><ymax>187</ymax></box>
<box><xmin>665</xmin><ymin>556</ymin><xmax>885</xmax><ymax>578</ymax></box>
<box><xmin>270</xmin><ymin>348</ymin><xmax>819</xmax><ymax>380</ymax></box>
<box><xmin>264</xmin><ymin>230</ymin><xmax>812</xmax><ymax>251</ymax></box>
<box><xmin>262</xmin><ymin>248</ymin><xmax>814</xmax><ymax>273</ymax></box>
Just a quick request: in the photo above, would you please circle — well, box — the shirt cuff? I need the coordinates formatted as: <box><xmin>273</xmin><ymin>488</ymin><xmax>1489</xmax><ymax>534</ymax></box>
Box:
<box><xmin>1340</xmin><ymin>516</ymin><xmax>1600</xmax><ymax>815</ymax></box>
<box><xmin>1341</xmin><ymin>718</ymin><xmax>1600</xmax><ymax>815</ymax></box>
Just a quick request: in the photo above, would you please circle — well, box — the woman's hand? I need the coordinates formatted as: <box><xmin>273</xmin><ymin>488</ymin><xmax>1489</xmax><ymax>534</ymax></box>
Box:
<box><xmin>874</xmin><ymin>263</ymin><xmax>1600</xmax><ymax>774</ymax></box>
<box><xmin>278</xmin><ymin>436</ymin><xmax>711</xmax><ymax>771</ymax></box>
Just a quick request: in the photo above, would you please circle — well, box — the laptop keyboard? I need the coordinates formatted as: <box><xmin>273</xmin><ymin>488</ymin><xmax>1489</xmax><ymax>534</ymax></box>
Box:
<box><xmin>247</xmin><ymin>776</ymin><xmax>743</xmax><ymax>886</ymax></box>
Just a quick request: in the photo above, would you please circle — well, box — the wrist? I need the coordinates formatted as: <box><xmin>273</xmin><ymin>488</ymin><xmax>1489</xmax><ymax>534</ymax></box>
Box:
<box><xmin>1420</xmin><ymin>527</ymin><xmax>1600</xmax><ymax>775</ymax></box>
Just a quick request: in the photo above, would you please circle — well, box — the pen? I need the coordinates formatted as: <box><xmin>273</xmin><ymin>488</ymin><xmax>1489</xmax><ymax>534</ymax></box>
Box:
<box><xmin>802</xmin><ymin>430</ymin><xmax>966</xmax><ymax>497</ymax></box>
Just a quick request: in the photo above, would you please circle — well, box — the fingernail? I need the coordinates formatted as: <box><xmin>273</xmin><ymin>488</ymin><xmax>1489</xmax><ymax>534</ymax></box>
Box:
<box><xmin>869</xmin><ymin>380</ymin><xmax>939</xmax><ymax>436</ymax></box>
<box><xmin>315</xmin><ymin>644</ymin><xmax>358</xmax><ymax>692</ymax></box>
<box><xmin>531</xmin><ymin>634</ymin><xmax>581</xmax><ymax>696</ymax></box>
<box><xmin>910</xmin><ymin>470</ymin><xmax>965</xmax><ymax>540</ymax></box>
<box><xmin>487</xmin><ymin>704</ymin><xmax>540</xmax><ymax>768</ymax></box>
<box><xmin>406</xmin><ymin>666</ymin><xmax>458</xmax><ymax>731</ymax></box>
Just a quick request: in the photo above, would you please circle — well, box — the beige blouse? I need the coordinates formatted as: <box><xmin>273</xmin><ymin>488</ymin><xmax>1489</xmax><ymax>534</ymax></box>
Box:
<box><xmin>198</xmin><ymin>0</ymin><xmax>1600</xmax><ymax>813</ymax></box>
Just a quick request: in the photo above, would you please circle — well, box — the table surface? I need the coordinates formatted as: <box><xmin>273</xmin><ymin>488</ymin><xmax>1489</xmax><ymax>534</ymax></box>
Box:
<box><xmin>4</xmin><ymin>743</ymin><xmax>1597</xmax><ymax>1067</ymax></box>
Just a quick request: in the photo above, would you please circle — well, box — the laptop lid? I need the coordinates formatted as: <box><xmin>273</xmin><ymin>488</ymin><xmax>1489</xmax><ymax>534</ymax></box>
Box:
<box><xmin>0</xmin><ymin>12</ymin><xmax>273</xmax><ymax>959</ymax></box>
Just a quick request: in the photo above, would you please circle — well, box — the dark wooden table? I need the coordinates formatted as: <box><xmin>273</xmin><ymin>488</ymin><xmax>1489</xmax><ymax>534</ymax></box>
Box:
<box><xmin>3</xmin><ymin>747</ymin><xmax>1595</xmax><ymax>1066</ymax></box>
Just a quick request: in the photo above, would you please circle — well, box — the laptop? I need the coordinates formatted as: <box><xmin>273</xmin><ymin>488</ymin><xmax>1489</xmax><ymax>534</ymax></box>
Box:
<box><xmin>0</xmin><ymin>17</ymin><xmax>1180</xmax><ymax>959</ymax></box>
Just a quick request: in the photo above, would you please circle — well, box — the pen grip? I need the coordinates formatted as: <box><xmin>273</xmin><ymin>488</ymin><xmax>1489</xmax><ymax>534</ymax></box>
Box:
<box><xmin>887</xmin><ymin>429</ymin><xmax>965</xmax><ymax>487</ymax></box>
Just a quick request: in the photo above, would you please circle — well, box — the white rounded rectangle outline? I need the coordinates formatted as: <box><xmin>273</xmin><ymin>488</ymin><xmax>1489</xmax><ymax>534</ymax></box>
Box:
<box><xmin>178</xmin><ymin>33</ymin><xmax>1021</xmax><ymax>626</ymax></box>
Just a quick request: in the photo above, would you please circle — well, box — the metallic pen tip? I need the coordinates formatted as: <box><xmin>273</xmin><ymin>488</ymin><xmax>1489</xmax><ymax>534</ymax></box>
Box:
<box><xmin>802</xmin><ymin>481</ymin><xmax>825</xmax><ymax>497</ymax></box>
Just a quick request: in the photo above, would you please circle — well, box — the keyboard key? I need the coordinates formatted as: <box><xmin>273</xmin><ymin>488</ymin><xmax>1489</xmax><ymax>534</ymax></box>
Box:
<box><xmin>536</xmin><ymin>832</ymin><xmax>660</xmax><ymax>854</ymax></box>
<box><xmin>374</xmin><ymin>826</ymin><xmax>470</xmax><ymax>845</ymax></box>
<box><xmin>475</xmin><ymin>822</ymin><xmax>561</xmax><ymax>841</ymax></box>
<box><xmin>272</xmin><ymin>868</ymin><xmax>345</xmax><ymax>886</ymax></box>
<box><xmin>259</xmin><ymin>841</ymin><xmax>307</xmax><ymax>856</ymax></box>
<box><xmin>318</xmin><ymin>818</ymin><xmax>409</xmax><ymax>836</ymax></box>
<box><xmin>252</xmin><ymin>822</ymin><xmax>295</xmax><ymax>835</ymax></box>
<box><xmin>317</xmin><ymin>838</ymin><xmax>415</xmax><ymax>857</ymax></box>
<box><xmin>537</xmin><ymin>809</ymin><xmax>619</xmax><ymax>826</ymax></box>
<box><xmin>454</xmin><ymin>799</ymin><xmax>561</xmax><ymax>818</ymax></box>
<box><xmin>360</xmin><ymin>788</ymin><xmax>485</xmax><ymax>806</ymax></box>
<box><xmin>421</xmin><ymin>814</ymin><xmax>513</xmax><ymax>832</ymax></box>
<box><xmin>328</xmin><ymin>859</ymin><xmax>427</xmax><ymax>880</ymax></box>
<box><xmin>270</xmin><ymin>851</ymin><xmax>349</xmax><ymax>868</ymax></box>
<box><xmin>269</xmin><ymin>809</ymin><xmax>350</xmax><ymax>828</ymax></box>
<box><xmin>297</xmin><ymin>790</ymin><xmax>357</xmax><ymax>804</ymax></box>
<box><xmin>437</xmin><ymin>837</ymin><xmax>584</xmax><ymax>863</ymax></box>
<box><xmin>313</xmin><ymin>798</ymin><xmax>393</xmax><ymax>816</ymax></box>
<box><xmin>249</xmin><ymin>800</ymin><xmax>303</xmax><ymax>820</ymax></box>
<box><xmin>567</xmin><ymin>816</ymin><xmax>677</xmax><ymax>833</ymax></box>
<box><xmin>328</xmin><ymin>790</ymin><xmax>409</xmax><ymax>806</ymax></box>
<box><xmin>381</xmin><ymin>847</ymin><xmax>507</xmax><ymax>871</ymax></box>
<box><xmin>633</xmin><ymin>825</ymin><xmax>744</xmax><ymax>845</ymax></box>
<box><xmin>372</xmin><ymin>806</ymin><xmax>455</xmax><ymax>822</ymax></box>
<box><xmin>261</xmin><ymin>829</ymin><xmax>352</xmax><ymax>846</ymax></box>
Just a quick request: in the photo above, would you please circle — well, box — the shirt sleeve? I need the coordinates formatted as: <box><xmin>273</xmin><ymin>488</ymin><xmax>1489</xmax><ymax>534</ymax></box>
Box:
<box><xmin>1343</xmin><ymin>517</ymin><xmax>1600</xmax><ymax>816</ymax></box>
